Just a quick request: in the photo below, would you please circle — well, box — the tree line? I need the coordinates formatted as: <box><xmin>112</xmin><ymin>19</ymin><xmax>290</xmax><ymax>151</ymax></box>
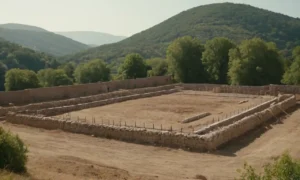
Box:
<box><xmin>167</xmin><ymin>36</ymin><xmax>300</xmax><ymax>86</ymax></box>
<box><xmin>2</xmin><ymin>36</ymin><xmax>300</xmax><ymax>91</ymax></box>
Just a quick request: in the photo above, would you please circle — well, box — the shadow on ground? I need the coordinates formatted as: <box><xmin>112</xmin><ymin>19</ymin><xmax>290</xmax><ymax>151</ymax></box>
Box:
<box><xmin>211</xmin><ymin>103</ymin><xmax>300</xmax><ymax>157</ymax></box>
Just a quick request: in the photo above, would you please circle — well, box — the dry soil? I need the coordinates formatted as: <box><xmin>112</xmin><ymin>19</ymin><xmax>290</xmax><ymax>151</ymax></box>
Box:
<box><xmin>55</xmin><ymin>91</ymin><xmax>273</xmax><ymax>132</ymax></box>
<box><xmin>2</xmin><ymin>104</ymin><xmax>300</xmax><ymax>180</ymax></box>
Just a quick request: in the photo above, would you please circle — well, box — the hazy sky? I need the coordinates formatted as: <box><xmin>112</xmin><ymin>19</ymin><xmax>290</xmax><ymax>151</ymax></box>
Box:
<box><xmin>1</xmin><ymin>0</ymin><xmax>299</xmax><ymax>36</ymax></box>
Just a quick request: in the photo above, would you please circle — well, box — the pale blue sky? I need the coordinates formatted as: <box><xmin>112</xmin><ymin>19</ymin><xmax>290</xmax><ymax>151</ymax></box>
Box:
<box><xmin>0</xmin><ymin>0</ymin><xmax>299</xmax><ymax>36</ymax></box>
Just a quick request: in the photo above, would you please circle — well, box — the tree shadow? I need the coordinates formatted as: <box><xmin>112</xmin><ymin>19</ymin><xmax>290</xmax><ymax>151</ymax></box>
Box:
<box><xmin>210</xmin><ymin>103</ymin><xmax>300</xmax><ymax>157</ymax></box>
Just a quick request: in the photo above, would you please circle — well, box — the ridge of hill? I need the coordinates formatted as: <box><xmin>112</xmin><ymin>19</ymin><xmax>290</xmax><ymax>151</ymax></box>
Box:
<box><xmin>62</xmin><ymin>2</ymin><xmax>300</xmax><ymax>63</ymax></box>
<box><xmin>0</xmin><ymin>23</ymin><xmax>48</xmax><ymax>32</ymax></box>
<box><xmin>56</xmin><ymin>31</ymin><xmax>127</xmax><ymax>46</ymax></box>
<box><xmin>0</xmin><ymin>24</ymin><xmax>89</xmax><ymax>56</ymax></box>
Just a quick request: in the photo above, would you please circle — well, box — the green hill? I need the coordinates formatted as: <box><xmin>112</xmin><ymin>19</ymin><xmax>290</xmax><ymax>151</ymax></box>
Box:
<box><xmin>0</xmin><ymin>24</ymin><xmax>89</xmax><ymax>56</ymax></box>
<box><xmin>0</xmin><ymin>40</ymin><xmax>60</xmax><ymax>71</ymax></box>
<box><xmin>63</xmin><ymin>3</ymin><xmax>300</xmax><ymax>63</ymax></box>
<box><xmin>0</xmin><ymin>23</ymin><xmax>47</xmax><ymax>32</ymax></box>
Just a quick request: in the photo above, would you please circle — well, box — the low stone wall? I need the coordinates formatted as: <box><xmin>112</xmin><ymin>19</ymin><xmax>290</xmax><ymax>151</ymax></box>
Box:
<box><xmin>6</xmin><ymin>113</ymin><xmax>207</xmax><ymax>151</ymax></box>
<box><xmin>269</xmin><ymin>84</ymin><xmax>300</xmax><ymax>95</ymax></box>
<box><xmin>37</xmin><ymin>89</ymin><xmax>179</xmax><ymax>116</ymax></box>
<box><xmin>182</xmin><ymin>84</ymin><xmax>300</xmax><ymax>96</ymax></box>
<box><xmin>201</xmin><ymin>95</ymin><xmax>297</xmax><ymax>150</ymax></box>
<box><xmin>0</xmin><ymin>84</ymin><xmax>177</xmax><ymax>116</ymax></box>
<box><xmin>3</xmin><ymin>83</ymin><xmax>299</xmax><ymax>117</ymax></box>
<box><xmin>182</xmin><ymin>112</ymin><xmax>211</xmax><ymax>123</ymax></box>
<box><xmin>4</xmin><ymin>94</ymin><xmax>297</xmax><ymax>152</ymax></box>
<box><xmin>182</xmin><ymin>84</ymin><xmax>270</xmax><ymax>95</ymax></box>
<box><xmin>0</xmin><ymin>76</ymin><xmax>172</xmax><ymax>106</ymax></box>
<box><xmin>194</xmin><ymin>96</ymin><xmax>283</xmax><ymax>135</ymax></box>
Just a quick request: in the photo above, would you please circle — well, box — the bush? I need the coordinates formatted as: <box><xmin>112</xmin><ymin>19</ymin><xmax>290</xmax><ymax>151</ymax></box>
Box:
<box><xmin>0</xmin><ymin>127</ymin><xmax>28</xmax><ymax>173</ymax></box>
<box><xmin>236</xmin><ymin>152</ymin><xmax>300</xmax><ymax>180</ymax></box>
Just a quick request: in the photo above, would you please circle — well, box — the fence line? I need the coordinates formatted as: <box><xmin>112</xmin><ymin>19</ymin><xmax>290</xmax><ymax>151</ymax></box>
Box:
<box><xmin>55</xmin><ymin>96</ymin><xmax>273</xmax><ymax>134</ymax></box>
<box><xmin>55</xmin><ymin>113</ymin><xmax>196</xmax><ymax>133</ymax></box>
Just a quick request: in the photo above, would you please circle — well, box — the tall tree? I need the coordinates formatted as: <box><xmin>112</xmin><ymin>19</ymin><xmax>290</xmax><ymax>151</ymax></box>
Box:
<box><xmin>5</xmin><ymin>68</ymin><xmax>39</xmax><ymax>91</ymax></box>
<box><xmin>58</xmin><ymin>62</ymin><xmax>76</xmax><ymax>80</ymax></box>
<box><xmin>146</xmin><ymin>58</ymin><xmax>168</xmax><ymax>76</ymax></box>
<box><xmin>167</xmin><ymin>36</ymin><xmax>206</xmax><ymax>83</ymax></box>
<box><xmin>228</xmin><ymin>38</ymin><xmax>284</xmax><ymax>85</ymax></box>
<box><xmin>202</xmin><ymin>37</ymin><xmax>236</xmax><ymax>84</ymax></box>
<box><xmin>282</xmin><ymin>46</ymin><xmax>300</xmax><ymax>85</ymax></box>
<box><xmin>37</xmin><ymin>68</ymin><xmax>72</xmax><ymax>87</ymax></box>
<box><xmin>118</xmin><ymin>53</ymin><xmax>147</xmax><ymax>79</ymax></box>
<box><xmin>0</xmin><ymin>62</ymin><xmax>8</xmax><ymax>91</ymax></box>
<box><xmin>74</xmin><ymin>59</ymin><xmax>110</xmax><ymax>84</ymax></box>
<box><xmin>14</xmin><ymin>50</ymin><xmax>45</xmax><ymax>71</ymax></box>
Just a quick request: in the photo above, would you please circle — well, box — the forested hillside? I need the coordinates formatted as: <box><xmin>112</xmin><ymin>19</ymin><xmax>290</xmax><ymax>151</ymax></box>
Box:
<box><xmin>63</xmin><ymin>3</ymin><xmax>300</xmax><ymax>63</ymax></box>
<box><xmin>0</xmin><ymin>40</ymin><xmax>60</xmax><ymax>90</ymax></box>
<box><xmin>0</xmin><ymin>24</ymin><xmax>89</xmax><ymax>56</ymax></box>
<box><xmin>0</xmin><ymin>40</ymin><xmax>60</xmax><ymax>70</ymax></box>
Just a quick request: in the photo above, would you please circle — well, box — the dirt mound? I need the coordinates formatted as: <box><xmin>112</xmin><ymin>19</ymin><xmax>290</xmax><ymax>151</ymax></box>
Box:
<box><xmin>28</xmin><ymin>155</ymin><xmax>157</xmax><ymax>180</ymax></box>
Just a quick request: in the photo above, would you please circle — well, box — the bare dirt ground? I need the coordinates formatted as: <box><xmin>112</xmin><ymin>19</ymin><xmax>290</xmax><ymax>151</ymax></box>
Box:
<box><xmin>55</xmin><ymin>91</ymin><xmax>273</xmax><ymax>132</ymax></box>
<box><xmin>2</xmin><ymin>104</ymin><xmax>300</xmax><ymax>180</ymax></box>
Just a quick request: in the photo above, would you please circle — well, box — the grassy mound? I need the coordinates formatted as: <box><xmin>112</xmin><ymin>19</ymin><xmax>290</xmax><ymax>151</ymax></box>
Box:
<box><xmin>0</xmin><ymin>127</ymin><xmax>28</xmax><ymax>173</ymax></box>
<box><xmin>237</xmin><ymin>152</ymin><xmax>300</xmax><ymax>179</ymax></box>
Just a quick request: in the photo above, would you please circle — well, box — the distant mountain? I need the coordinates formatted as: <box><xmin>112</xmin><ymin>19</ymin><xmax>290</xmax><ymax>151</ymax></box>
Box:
<box><xmin>56</xmin><ymin>31</ymin><xmax>127</xmax><ymax>46</ymax></box>
<box><xmin>88</xmin><ymin>44</ymin><xmax>99</xmax><ymax>47</ymax></box>
<box><xmin>0</xmin><ymin>23</ymin><xmax>47</xmax><ymax>32</ymax></box>
<box><xmin>0</xmin><ymin>23</ymin><xmax>89</xmax><ymax>56</ymax></box>
<box><xmin>62</xmin><ymin>3</ymin><xmax>300</xmax><ymax>63</ymax></box>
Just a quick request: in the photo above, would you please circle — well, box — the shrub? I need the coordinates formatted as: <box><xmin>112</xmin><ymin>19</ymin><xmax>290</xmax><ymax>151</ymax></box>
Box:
<box><xmin>0</xmin><ymin>127</ymin><xmax>28</xmax><ymax>172</ymax></box>
<box><xmin>236</xmin><ymin>152</ymin><xmax>300</xmax><ymax>180</ymax></box>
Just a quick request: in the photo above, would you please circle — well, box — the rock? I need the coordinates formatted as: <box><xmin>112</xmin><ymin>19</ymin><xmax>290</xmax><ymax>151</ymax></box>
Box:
<box><xmin>238</xmin><ymin>100</ymin><xmax>248</xmax><ymax>104</ymax></box>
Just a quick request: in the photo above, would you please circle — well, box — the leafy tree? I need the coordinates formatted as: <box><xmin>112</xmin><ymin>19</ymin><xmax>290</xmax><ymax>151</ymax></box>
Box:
<box><xmin>1</xmin><ymin>54</ymin><xmax>20</xmax><ymax>69</ymax></box>
<box><xmin>167</xmin><ymin>36</ymin><xmax>207</xmax><ymax>83</ymax></box>
<box><xmin>202</xmin><ymin>37</ymin><xmax>236</xmax><ymax>84</ymax></box>
<box><xmin>237</xmin><ymin>152</ymin><xmax>300</xmax><ymax>180</ymax></box>
<box><xmin>228</xmin><ymin>38</ymin><xmax>284</xmax><ymax>85</ymax></box>
<box><xmin>0</xmin><ymin>62</ymin><xmax>7</xmax><ymax>91</ymax></box>
<box><xmin>58</xmin><ymin>62</ymin><xmax>76</xmax><ymax>80</ymax></box>
<box><xmin>0</xmin><ymin>127</ymin><xmax>28</xmax><ymax>172</ymax></box>
<box><xmin>74</xmin><ymin>59</ymin><xmax>110</xmax><ymax>84</ymax></box>
<box><xmin>146</xmin><ymin>58</ymin><xmax>168</xmax><ymax>76</ymax></box>
<box><xmin>4</xmin><ymin>68</ymin><xmax>39</xmax><ymax>91</ymax></box>
<box><xmin>118</xmin><ymin>53</ymin><xmax>147</xmax><ymax>79</ymax></box>
<box><xmin>45</xmin><ymin>58</ymin><xmax>60</xmax><ymax>69</ymax></box>
<box><xmin>282</xmin><ymin>46</ymin><xmax>300</xmax><ymax>85</ymax></box>
<box><xmin>14</xmin><ymin>50</ymin><xmax>45</xmax><ymax>71</ymax></box>
<box><xmin>37</xmin><ymin>68</ymin><xmax>72</xmax><ymax>87</ymax></box>
<box><xmin>293</xmin><ymin>46</ymin><xmax>300</xmax><ymax>57</ymax></box>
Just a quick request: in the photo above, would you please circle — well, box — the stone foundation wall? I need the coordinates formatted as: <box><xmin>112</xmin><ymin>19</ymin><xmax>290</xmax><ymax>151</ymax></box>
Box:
<box><xmin>0</xmin><ymin>84</ymin><xmax>176</xmax><ymax>116</ymax></box>
<box><xmin>4</xmin><ymin>94</ymin><xmax>296</xmax><ymax>152</ymax></box>
<box><xmin>182</xmin><ymin>84</ymin><xmax>300</xmax><ymax>96</ymax></box>
<box><xmin>182</xmin><ymin>112</ymin><xmax>211</xmax><ymax>123</ymax></box>
<box><xmin>0</xmin><ymin>76</ymin><xmax>172</xmax><ymax>106</ymax></box>
<box><xmin>195</xmin><ymin>96</ymin><xmax>284</xmax><ymax>135</ymax></box>
<box><xmin>201</xmin><ymin>95</ymin><xmax>297</xmax><ymax>150</ymax></box>
<box><xmin>6</xmin><ymin>113</ymin><xmax>207</xmax><ymax>151</ymax></box>
<box><xmin>37</xmin><ymin>89</ymin><xmax>179</xmax><ymax>116</ymax></box>
<box><xmin>182</xmin><ymin>84</ymin><xmax>270</xmax><ymax>95</ymax></box>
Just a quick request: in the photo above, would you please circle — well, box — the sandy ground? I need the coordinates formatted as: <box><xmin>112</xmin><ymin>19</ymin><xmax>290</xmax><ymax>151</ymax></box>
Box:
<box><xmin>2</xmin><ymin>104</ymin><xmax>300</xmax><ymax>180</ymax></box>
<box><xmin>55</xmin><ymin>91</ymin><xmax>273</xmax><ymax>132</ymax></box>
